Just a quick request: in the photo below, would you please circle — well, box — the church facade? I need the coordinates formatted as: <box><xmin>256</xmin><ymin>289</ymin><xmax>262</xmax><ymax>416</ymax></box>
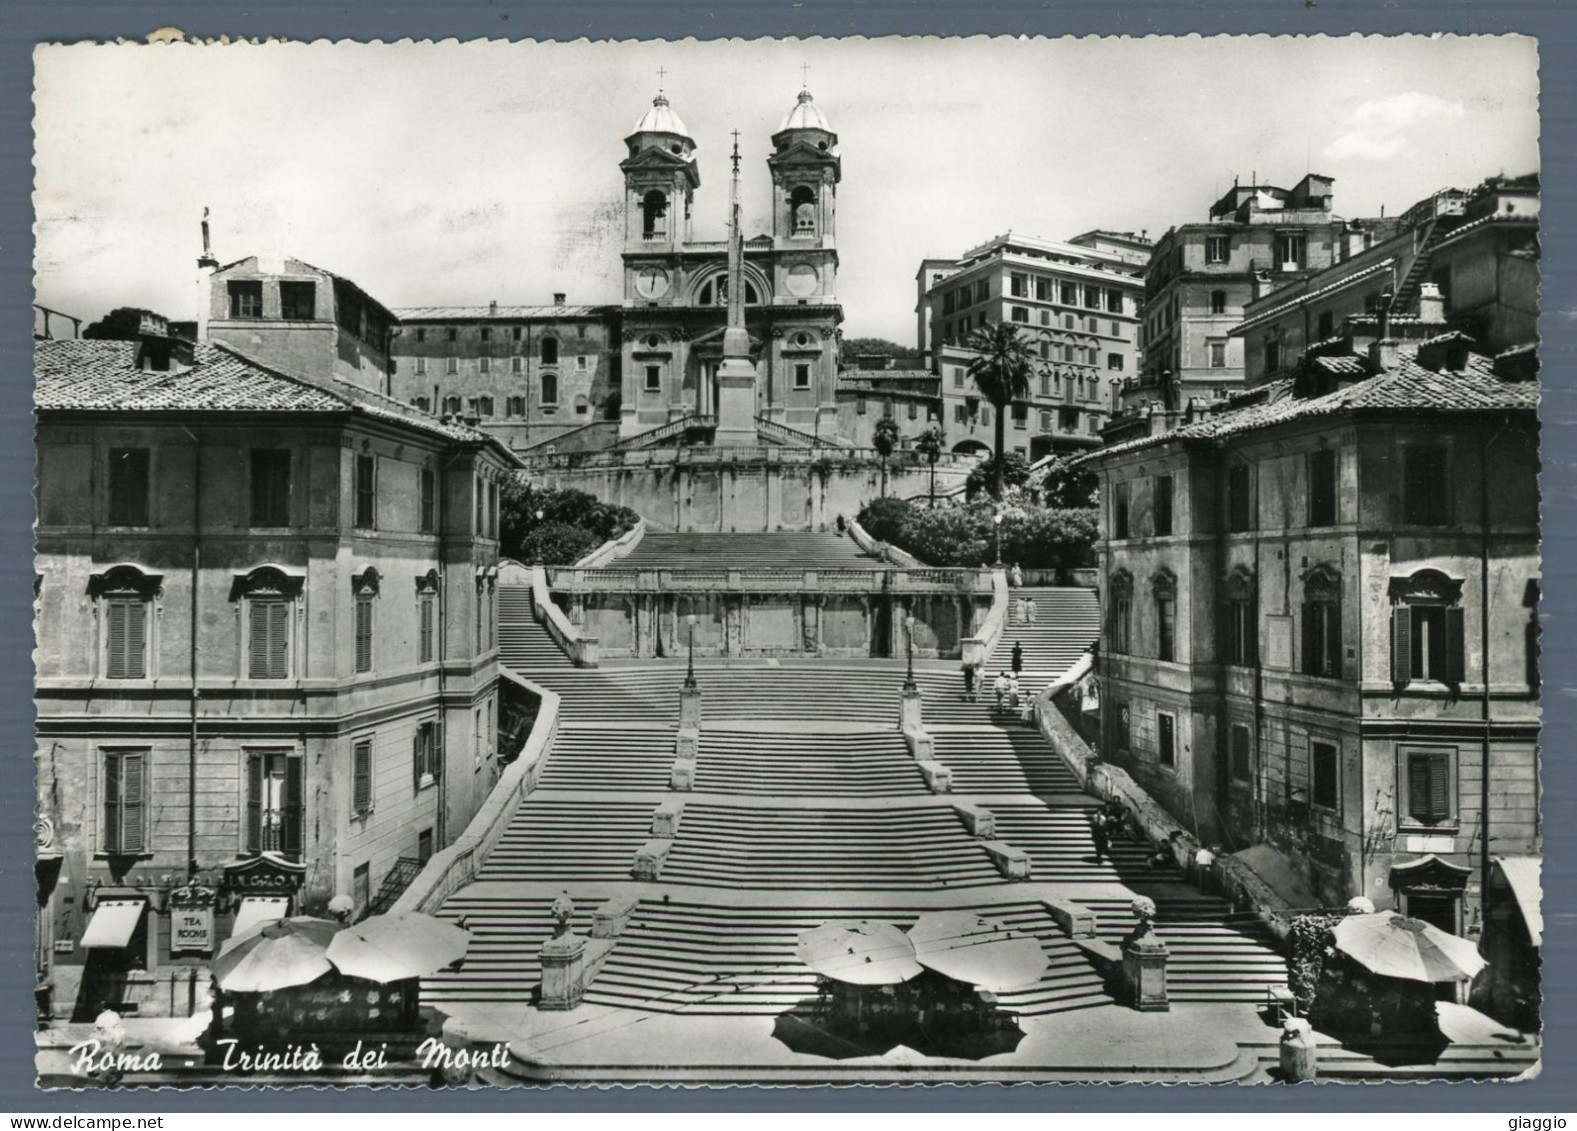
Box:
<box><xmin>615</xmin><ymin>88</ymin><xmax>844</xmax><ymax>444</ymax></box>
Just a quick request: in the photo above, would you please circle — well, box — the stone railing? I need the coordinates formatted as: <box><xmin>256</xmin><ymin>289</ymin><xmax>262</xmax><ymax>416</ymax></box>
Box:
<box><xmin>960</xmin><ymin>568</ymin><xmax>1009</xmax><ymax>668</ymax></box>
<box><xmin>754</xmin><ymin>415</ymin><xmax>849</xmax><ymax>449</ymax></box>
<box><xmin>392</xmin><ymin>670</ymin><xmax>560</xmax><ymax>917</ymax></box>
<box><xmin>518</xmin><ymin>444</ymin><xmax>984</xmax><ymax>473</ymax></box>
<box><xmin>845</xmin><ymin>516</ymin><xmax>924</xmax><ymax>569</ymax></box>
<box><xmin>572</xmin><ymin>518</ymin><xmax>647</xmax><ymax>569</ymax></box>
<box><xmin>533</xmin><ymin>564</ymin><xmax>599</xmax><ymax>666</ymax></box>
<box><xmin>546</xmin><ymin>565</ymin><xmax>992</xmax><ymax>596</ymax></box>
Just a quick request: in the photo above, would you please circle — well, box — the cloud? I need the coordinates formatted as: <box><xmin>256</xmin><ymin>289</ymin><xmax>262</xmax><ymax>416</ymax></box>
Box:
<box><xmin>1324</xmin><ymin>92</ymin><xmax>1467</xmax><ymax>162</ymax></box>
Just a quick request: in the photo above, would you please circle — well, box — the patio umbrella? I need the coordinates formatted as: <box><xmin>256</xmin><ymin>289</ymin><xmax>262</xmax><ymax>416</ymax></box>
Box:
<box><xmin>906</xmin><ymin>911</ymin><xmax>1050</xmax><ymax>992</ymax></box>
<box><xmin>1332</xmin><ymin>911</ymin><xmax>1488</xmax><ymax>984</ymax></box>
<box><xmin>212</xmin><ymin>916</ymin><xmax>338</xmax><ymax>993</ymax></box>
<box><xmin>325</xmin><ymin>912</ymin><xmax>472</xmax><ymax>983</ymax></box>
<box><xmin>795</xmin><ymin>921</ymin><xmax>922</xmax><ymax>985</ymax></box>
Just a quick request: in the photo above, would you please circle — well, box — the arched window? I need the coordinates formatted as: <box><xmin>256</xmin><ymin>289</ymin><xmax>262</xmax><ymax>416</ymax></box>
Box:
<box><xmin>1152</xmin><ymin>570</ymin><xmax>1177</xmax><ymax>662</ymax></box>
<box><xmin>1222</xmin><ymin>566</ymin><xmax>1257</xmax><ymax>666</ymax></box>
<box><xmin>698</xmin><ymin>277</ymin><xmax>761</xmax><ymax>306</ymax></box>
<box><xmin>540</xmin><ymin>337</ymin><xmax>558</xmax><ymax>365</ymax></box>
<box><xmin>790</xmin><ymin>185</ymin><xmax>817</xmax><ymax>234</ymax></box>
<box><xmin>442</xmin><ymin>395</ymin><xmax>462</xmax><ymax>416</ymax></box>
<box><xmin>89</xmin><ymin>564</ymin><xmax>163</xmax><ymax>680</ymax></box>
<box><xmin>541</xmin><ymin>372</ymin><xmax>558</xmax><ymax>405</ymax></box>
<box><xmin>642</xmin><ymin>190</ymin><xmax>669</xmax><ymax>239</ymax></box>
<box><xmin>1108</xmin><ymin>570</ymin><xmax>1134</xmax><ymax>654</ymax></box>
<box><xmin>1388</xmin><ymin>569</ymin><xmax>1465</xmax><ymax>685</ymax></box>
<box><xmin>1301</xmin><ymin>566</ymin><xmax>1343</xmax><ymax>679</ymax></box>
<box><xmin>232</xmin><ymin>566</ymin><xmax>305</xmax><ymax>681</ymax></box>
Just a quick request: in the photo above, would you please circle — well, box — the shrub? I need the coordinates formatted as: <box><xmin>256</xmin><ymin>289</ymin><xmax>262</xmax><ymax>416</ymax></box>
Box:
<box><xmin>856</xmin><ymin>497</ymin><xmax>1098</xmax><ymax>571</ymax></box>
<box><xmin>500</xmin><ymin>478</ymin><xmax>640</xmax><ymax>563</ymax></box>
<box><xmin>516</xmin><ymin>522</ymin><xmax>604</xmax><ymax>566</ymax></box>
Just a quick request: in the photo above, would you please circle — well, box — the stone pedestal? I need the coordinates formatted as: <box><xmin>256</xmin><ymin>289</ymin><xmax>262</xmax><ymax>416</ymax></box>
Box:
<box><xmin>651</xmin><ymin>799</ymin><xmax>685</xmax><ymax>838</ymax></box>
<box><xmin>592</xmin><ymin>896</ymin><xmax>639</xmax><ymax>940</ymax></box>
<box><xmin>954</xmin><ymin>802</ymin><xmax>996</xmax><ymax>839</ymax></box>
<box><xmin>1122</xmin><ymin>933</ymin><xmax>1171</xmax><ymax>1012</ymax></box>
<box><xmin>679</xmin><ymin>685</ymin><xmax>702</xmax><ymax>730</ymax></box>
<box><xmin>1279</xmin><ymin>1021</ymin><xmax>1318</xmax><ymax>1082</ymax></box>
<box><xmin>669</xmin><ymin>757</ymin><xmax>696</xmax><ymax>791</ymax></box>
<box><xmin>899</xmin><ymin>687</ymin><xmax>923</xmax><ymax>732</ymax></box>
<box><xmin>632</xmin><ymin>838</ymin><xmax>673</xmax><ymax>881</ymax></box>
<box><xmin>917</xmin><ymin>760</ymin><xmax>952</xmax><ymax>794</ymax></box>
<box><xmin>981</xmin><ymin>839</ymin><xmax>1031</xmax><ymax>880</ymax></box>
<box><xmin>713</xmin><ymin>344</ymin><xmax>758</xmax><ymax>447</ymax></box>
<box><xmin>538</xmin><ymin>933</ymin><xmax>588</xmax><ymax>1011</ymax></box>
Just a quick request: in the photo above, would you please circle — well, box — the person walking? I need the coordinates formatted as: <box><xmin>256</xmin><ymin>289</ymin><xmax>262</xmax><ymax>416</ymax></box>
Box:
<box><xmin>1011</xmin><ymin>641</ymin><xmax>1024</xmax><ymax>677</ymax></box>
<box><xmin>1026</xmin><ymin>595</ymin><xmax>1038</xmax><ymax>623</ymax></box>
<box><xmin>962</xmin><ymin>664</ymin><xmax>976</xmax><ymax>703</ymax></box>
<box><xmin>1010</xmin><ymin>562</ymin><xmax>1024</xmax><ymax>589</ymax></box>
<box><xmin>1007</xmin><ymin>672</ymin><xmax>1021</xmax><ymax>712</ymax></box>
<box><xmin>1090</xmin><ymin>809</ymin><xmax>1111</xmax><ymax>864</ymax></box>
<box><xmin>993</xmin><ymin>670</ymin><xmax>1010</xmax><ymax>713</ymax></box>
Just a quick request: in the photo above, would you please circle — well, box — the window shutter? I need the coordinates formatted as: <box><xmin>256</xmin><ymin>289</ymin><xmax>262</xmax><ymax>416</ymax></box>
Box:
<box><xmin>433</xmin><ymin>722</ymin><xmax>444</xmax><ymax>782</ymax></box>
<box><xmin>1392</xmin><ymin>606</ymin><xmax>1413</xmax><ymax>683</ymax></box>
<box><xmin>1429</xmin><ymin>753</ymin><xmax>1451</xmax><ymax>822</ymax></box>
<box><xmin>268</xmin><ymin>602</ymin><xmax>289</xmax><ymax>679</ymax></box>
<box><xmin>413</xmin><ymin>730</ymin><xmax>423</xmax><ymax>791</ymax></box>
<box><xmin>106</xmin><ymin>601</ymin><xmax>128</xmax><ymax>679</ymax></box>
<box><xmin>1408</xmin><ymin>754</ymin><xmax>1430</xmax><ymax>822</ymax></box>
<box><xmin>121</xmin><ymin>752</ymin><xmax>146</xmax><ymax>853</ymax></box>
<box><xmin>1245</xmin><ymin>600</ymin><xmax>1258</xmax><ymax>665</ymax></box>
<box><xmin>1444</xmin><ymin>607</ymin><xmax>1466</xmax><ymax>685</ymax></box>
<box><xmin>355</xmin><ymin>600</ymin><xmax>372</xmax><ymax>673</ymax></box>
<box><xmin>1301</xmin><ymin>603</ymin><xmax>1315</xmax><ymax>674</ymax></box>
<box><xmin>282</xmin><ymin>756</ymin><xmax>303</xmax><ymax>859</ymax></box>
<box><xmin>353</xmin><ymin>742</ymin><xmax>371</xmax><ymax>814</ymax></box>
<box><xmin>126</xmin><ymin>602</ymin><xmax>146</xmax><ymax>678</ymax></box>
<box><xmin>246</xmin><ymin>751</ymin><xmax>262</xmax><ymax>855</ymax></box>
<box><xmin>249</xmin><ymin>602</ymin><xmax>270</xmax><ymax>679</ymax></box>
<box><xmin>104</xmin><ymin>753</ymin><xmax>122</xmax><ymax>853</ymax></box>
<box><xmin>1327</xmin><ymin>604</ymin><xmax>1342</xmax><ymax>679</ymax></box>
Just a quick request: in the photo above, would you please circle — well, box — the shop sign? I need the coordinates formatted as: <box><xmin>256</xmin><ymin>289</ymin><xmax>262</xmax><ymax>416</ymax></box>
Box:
<box><xmin>170</xmin><ymin>883</ymin><xmax>217</xmax><ymax>956</ymax></box>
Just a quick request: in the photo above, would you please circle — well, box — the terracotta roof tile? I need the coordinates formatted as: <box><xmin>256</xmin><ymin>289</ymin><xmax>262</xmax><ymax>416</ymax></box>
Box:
<box><xmin>1082</xmin><ymin>345</ymin><xmax>1536</xmax><ymax>464</ymax></box>
<box><xmin>35</xmin><ymin>339</ymin><xmax>517</xmax><ymax>461</ymax></box>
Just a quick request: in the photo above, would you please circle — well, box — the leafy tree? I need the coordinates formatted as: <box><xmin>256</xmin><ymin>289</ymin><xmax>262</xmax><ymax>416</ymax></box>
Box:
<box><xmin>83</xmin><ymin>307</ymin><xmax>166</xmax><ymax>341</ymax></box>
<box><xmin>1030</xmin><ymin>455</ymin><xmax>1100</xmax><ymax>509</ymax></box>
<box><xmin>872</xmin><ymin>417</ymin><xmax>901</xmax><ymax>498</ymax></box>
<box><xmin>843</xmin><ymin>336</ymin><xmax>919</xmax><ymax>362</ymax></box>
<box><xmin>857</xmin><ymin>496</ymin><xmax>912</xmax><ymax>544</ymax></box>
<box><xmin>964</xmin><ymin>452</ymin><xmax>1031</xmax><ymax>501</ymax></box>
<box><xmin>855</xmin><ymin>497</ymin><xmax>1098</xmax><ymax>572</ymax></box>
<box><xmin>913</xmin><ymin>425</ymin><xmax>943</xmax><ymax>506</ymax></box>
<box><xmin>964</xmin><ymin>322</ymin><xmax>1035</xmax><ymax>501</ymax></box>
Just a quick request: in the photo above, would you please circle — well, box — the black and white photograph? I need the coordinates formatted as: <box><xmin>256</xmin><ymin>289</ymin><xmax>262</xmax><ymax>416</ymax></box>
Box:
<box><xmin>28</xmin><ymin>33</ymin><xmax>1543</xmax><ymax>1088</ymax></box>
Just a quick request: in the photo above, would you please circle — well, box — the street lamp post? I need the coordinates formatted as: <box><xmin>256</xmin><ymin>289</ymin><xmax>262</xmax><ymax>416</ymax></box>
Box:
<box><xmin>904</xmin><ymin>613</ymin><xmax>917</xmax><ymax>691</ymax></box>
<box><xmin>993</xmin><ymin>511</ymin><xmax>1005</xmax><ymax>569</ymax></box>
<box><xmin>684</xmin><ymin>613</ymin><xmax>698</xmax><ymax>690</ymax></box>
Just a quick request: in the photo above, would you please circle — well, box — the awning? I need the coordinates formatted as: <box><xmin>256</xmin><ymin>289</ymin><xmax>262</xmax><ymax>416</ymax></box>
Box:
<box><xmin>231</xmin><ymin>895</ymin><xmax>291</xmax><ymax>939</ymax></box>
<box><xmin>81</xmin><ymin>898</ymin><xmax>147</xmax><ymax>949</ymax></box>
<box><xmin>1494</xmin><ymin>856</ymin><xmax>1543</xmax><ymax>947</ymax></box>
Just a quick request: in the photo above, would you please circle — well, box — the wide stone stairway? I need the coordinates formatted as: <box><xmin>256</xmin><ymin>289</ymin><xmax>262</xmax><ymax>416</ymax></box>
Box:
<box><xmin>427</xmin><ymin>533</ymin><xmax>1287</xmax><ymax>1032</ymax></box>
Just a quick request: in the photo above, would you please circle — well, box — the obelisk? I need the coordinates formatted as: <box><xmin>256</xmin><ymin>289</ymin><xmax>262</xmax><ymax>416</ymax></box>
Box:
<box><xmin>712</xmin><ymin>131</ymin><xmax>759</xmax><ymax>446</ymax></box>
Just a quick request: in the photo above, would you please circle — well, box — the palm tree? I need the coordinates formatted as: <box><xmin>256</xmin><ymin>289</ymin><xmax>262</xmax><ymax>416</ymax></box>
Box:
<box><xmin>914</xmin><ymin>425</ymin><xmax>943</xmax><ymax>506</ymax></box>
<box><xmin>964</xmin><ymin>321</ymin><xmax>1036</xmax><ymax>502</ymax></box>
<box><xmin>872</xmin><ymin>417</ymin><xmax>901</xmax><ymax>498</ymax></box>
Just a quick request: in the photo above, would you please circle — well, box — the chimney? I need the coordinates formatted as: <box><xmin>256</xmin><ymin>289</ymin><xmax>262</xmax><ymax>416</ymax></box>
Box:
<box><xmin>553</xmin><ymin>292</ymin><xmax>566</xmax><ymax>306</ymax></box>
<box><xmin>1417</xmin><ymin>282</ymin><xmax>1446</xmax><ymax>324</ymax></box>
<box><xmin>1417</xmin><ymin>331</ymin><xmax>1474</xmax><ymax>374</ymax></box>
<box><xmin>489</xmin><ymin>299</ymin><xmax>499</xmax><ymax>316</ymax></box>
<box><xmin>1250</xmin><ymin>270</ymin><xmax>1272</xmax><ymax>301</ymax></box>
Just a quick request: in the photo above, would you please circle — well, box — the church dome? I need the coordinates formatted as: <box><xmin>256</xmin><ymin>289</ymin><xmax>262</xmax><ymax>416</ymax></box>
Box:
<box><xmin>780</xmin><ymin>88</ymin><xmax>831</xmax><ymax>133</ymax></box>
<box><xmin>633</xmin><ymin>92</ymin><xmax>692</xmax><ymax>139</ymax></box>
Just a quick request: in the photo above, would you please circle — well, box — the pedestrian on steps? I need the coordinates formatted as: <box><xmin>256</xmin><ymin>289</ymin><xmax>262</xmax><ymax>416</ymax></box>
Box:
<box><xmin>993</xmin><ymin>670</ymin><xmax>1010</xmax><ymax>713</ymax></box>
<box><xmin>1026</xmin><ymin>595</ymin><xmax>1038</xmax><ymax>623</ymax></box>
<box><xmin>1011</xmin><ymin>641</ymin><xmax>1024</xmax><ymax>677</ymax></box>
<box><xmin>1007</xmin><ymin>672</ymin><xmax>1021</xmax><ymax>711</ymax></box>
<box><xmin>1010</xmin><ymin>562</ymin><xmax>1024</xmax><ymax>589</ymax></box>
<box><xmin>1090</xmin><ymin>810</ymin><xmax>1111</xmax><ymax>863</ymax></box>
<box><xmin>962</xmin><ymin>665</ymin><xmax>976</xmax><ymax>702</ymax></box>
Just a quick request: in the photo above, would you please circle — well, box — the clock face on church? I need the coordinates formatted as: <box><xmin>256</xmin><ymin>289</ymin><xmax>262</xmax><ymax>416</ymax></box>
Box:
<box><xmin>635</xmin><ymin>266</ymin><xmax>671</xmax><ymax>299</ymax></box>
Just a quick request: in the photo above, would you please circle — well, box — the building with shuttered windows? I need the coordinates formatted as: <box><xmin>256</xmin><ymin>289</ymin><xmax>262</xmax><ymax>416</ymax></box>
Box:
<box><xmin>34</xmin><ymin>313</ymin><xmax>518</xmax><ymax>1020</ymax></box>
<box><xmin>1077</xmin><ymin>326</ymin><xmax>1539</xmax><ymax>942</ymax></box>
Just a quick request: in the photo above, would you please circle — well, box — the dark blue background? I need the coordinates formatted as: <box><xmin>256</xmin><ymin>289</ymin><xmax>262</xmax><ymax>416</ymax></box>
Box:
<box><xmin>2</xmin><ymin>0</ymin><xmax>1570</xmax><ymax>1111</ymax></box>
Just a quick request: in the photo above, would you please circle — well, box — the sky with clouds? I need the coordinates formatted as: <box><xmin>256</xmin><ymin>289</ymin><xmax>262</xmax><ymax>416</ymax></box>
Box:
<box><xmin>33</xmin><ymin>35</ymin><xmax>1539</xmax><ymax>344</ymax></box>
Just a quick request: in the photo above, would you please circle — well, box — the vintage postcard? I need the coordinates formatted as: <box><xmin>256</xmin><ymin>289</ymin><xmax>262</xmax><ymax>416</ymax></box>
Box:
<box><xmin>30</xmin><ymin>33</ymin><xmax>1541</xmax><ymax>1088</ymax></box>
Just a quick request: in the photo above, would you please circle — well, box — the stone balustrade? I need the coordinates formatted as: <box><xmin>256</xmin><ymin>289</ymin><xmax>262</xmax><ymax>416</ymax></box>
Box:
<box><xmin>547</xmin><ymin>565</ymin><xmax>991</xmax><ymax>595</ymax></box>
